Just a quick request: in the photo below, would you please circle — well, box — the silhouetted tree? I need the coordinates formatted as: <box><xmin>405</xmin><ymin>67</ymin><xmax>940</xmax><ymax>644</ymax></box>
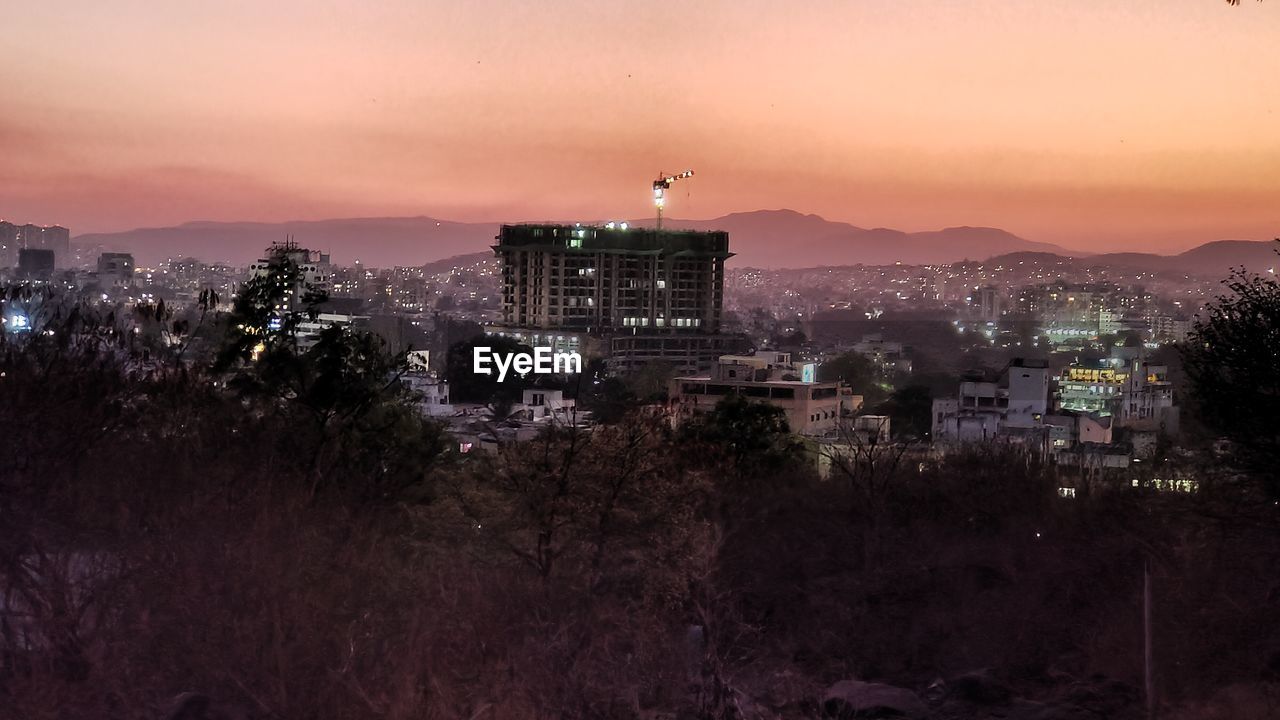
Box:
<box><xmin>444</xmin><ymin>334</ymin><xmax>535</xmax><ymax>405</ymax></box>
<box><xmin>1181</xmin><ymin>252</ymin><xmax>1280</xmax><ymax>498</ymax></box>
<box><xmin>215</xmin><ymin>254</ymin><xmax>326</xmax><ymax>370</ymax></box>
<box><xmin>687</xmin><ymin>393</ymin><xmax>802</xmax><ymax>477</ymax></box>
<box><xmin>818</xmin><ymin>350</ymin><xmax>878</xmax><ymax>399</ymax></box>
<box><xmin>869</xmin><ymin>384</ymin><xmax>934</xmax><ymax>440</ymax></box>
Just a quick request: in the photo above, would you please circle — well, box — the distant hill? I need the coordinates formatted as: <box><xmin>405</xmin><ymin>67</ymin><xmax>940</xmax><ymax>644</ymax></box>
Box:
<box><xmin>74</xmin><ymin>209</ymin><xmax>1068</xmax><ymax>269</ymax></box>
<box><xmin>419</xmin><ymin>252</ymin><xmax>493</xmax><ymax>276</ymax></box>
<box><xmin>985</xmin><ymin>238</ymin><xmax>1279</xmax><ymax>277</ymax></box>
<box><xmin>641</xmin><ymin>210</ymin><xmax>1070</xmax><ymax>267</ymax></box>
<box><xmin>75</xmin><ymin>217</ymin><xmax>502</xmax><ymax>268</ymax></box>
<box><xmin>73</xmin><ymin>210</ymin><xmax>1275</xmax><ymax>272</ymax></box>
<box><xmin>1171</xmin><ymin>240</ymin><xmax>1279</xmax><ymax>274</ymax></box>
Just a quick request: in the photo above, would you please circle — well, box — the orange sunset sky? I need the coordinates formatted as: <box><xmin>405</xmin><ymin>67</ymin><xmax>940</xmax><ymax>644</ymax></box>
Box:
<box><xmin>1</xmin><ymin>0</ymin><xmax>1277</xmax><ymax>253</ymax></box>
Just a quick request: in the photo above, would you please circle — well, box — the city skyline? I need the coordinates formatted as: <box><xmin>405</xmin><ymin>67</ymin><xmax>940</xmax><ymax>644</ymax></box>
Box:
<box><xmin>3</xmin><ymin>1</ymin><xmax>1278</xmax><ymax>252</ymax></box>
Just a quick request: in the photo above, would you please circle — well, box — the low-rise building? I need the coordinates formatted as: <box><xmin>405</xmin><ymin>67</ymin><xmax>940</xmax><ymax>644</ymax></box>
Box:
<box><xmin>517</xmin><ymin>388</ymin><xmax>576</xmax><ymax>421</ymax></box>
<box><xmin>669</xmin><ymin>351</ymin><xmax>860</xmax><ymax>435</ymax></box>
<box><xmin>402</xmin><ymin>369</ymin><xmax>453</xmax><ymax>418</ymax></box>
<box><xmin>1055</xmin><ymin>348</ymin><xmax>1177</xmax><ymax>432</ymax></box>
<box><xmin>931</xmin><ymin>358</ymin><xmax>1050</xmax><ymax>443</ymax></box>
<box><xmin>850</xmin><ymin>334</ymin><xmax>912</xmax><ymax>375</ymax></box>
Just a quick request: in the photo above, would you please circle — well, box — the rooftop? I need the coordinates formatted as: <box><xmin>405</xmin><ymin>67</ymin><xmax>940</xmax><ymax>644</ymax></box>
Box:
<box><xmin>496</xmin><ymin>223</ymin><xmax>731</xmax><ymax>258</ymax></box>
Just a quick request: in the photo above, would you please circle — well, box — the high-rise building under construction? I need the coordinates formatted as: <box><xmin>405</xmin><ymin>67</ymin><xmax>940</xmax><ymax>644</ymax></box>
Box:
<box><xmin>489</xmin><ymin>223</ymin><xmax>743</xmax><ymax>373</ymax></box>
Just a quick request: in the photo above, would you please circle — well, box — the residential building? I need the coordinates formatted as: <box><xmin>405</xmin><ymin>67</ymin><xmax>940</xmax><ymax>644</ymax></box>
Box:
<box><xmin>1150</xmin><ymin>315</ymin><xmax>1192</xmax><ymax>343</ymax></box>
<box><xmin>402</xmin><ymin>368</ymin><xmax>453</xmax><ymax>418</ymax></box>
<box><xmin>0</xmin><ymin>221</ymin><xmax>70</xmax><ymax>268</ymax></box>
<box><xmin>0</xmin><ymin>222</ymin><xmax>18</xmax><ymax>267</ymax></box>
<box><xmin>1055</xmin><ymin>348</ymin><xmax>1177</xmax><ymax>431</ymax></box>
<box><xmin>969</xmin><ymin>284</ymin><xmax>1002</xmax><ymax>322</ymax></box>
<box><xmin>668</xmin><ymin>351</ymin><xmax>860</xmax><ymax>436</ymax></box>
<box><xmin>931</xmin><ymin>358</ymin><xmax>1051</xmax><ymax>443</ymax></box>
<box><xmin>516</xmin><ymin>388</ymin><xmax>577</xmax><ymax>421</ymax></box>
<box><xmin>248</xmin><ymin>240</ymin><xmax>332</xmax><ymax>311</ymax></box>
<box><xmin>850</xmin><ymin>334</ymin><xmax>912</xmax><ymax>375</ymax></box>
<box><xmin>97</xmin><ymin>253</ymin><xmax>135</xmax><ymax>285</ymax></box>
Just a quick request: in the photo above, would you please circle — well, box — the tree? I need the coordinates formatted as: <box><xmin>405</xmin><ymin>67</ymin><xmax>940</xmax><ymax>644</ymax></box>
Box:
<box><xmin>869</xmin><ymin>384</ymin><xmax>934</xmax><ymax>440</ymax></box>
<box><xmin>444</xmin><ymin>335</ymin><xmax>535</xmax><ymax>406</ymax></box>
<box><xmin>687</xmin><ymin>393</ymin><xmax>803</xmax><ymax>477</ymax></box>
<box><xmin>215</xmin><ymin>255</ymin><xmax>326</xmax><ymax>370</ymax></box>
<box><xmin>1181</xmin><ymin>255</ymin><xmax>1280</xmax><ymax>498</ymax></box>
<box><xmin>823</xmin><ymin>416</ymin><xmax>913</xmax><ymax>569</ymax></box>
<box><xmin>818</xmin><ymin>351</ymin><xmax>878</xmax><ymax>397</ymax></box>
<box><xmin>212</xmin><ymin>260</ymin><xmax>447</xmax><ymax>501</ymax></box>
<box><xmin>241</xmin><ymin>325</ymin><xmax>448</xmax><ymax>501</ymax></box>
<box><xmin>623</xmin><ymin>359</ymin><xmax>675</xmax><ymax>402</ymax></box>
<box><xmin>576</xmin><ymin>376</ymin><xmax>638</xmax><ymax>424</ymax></box>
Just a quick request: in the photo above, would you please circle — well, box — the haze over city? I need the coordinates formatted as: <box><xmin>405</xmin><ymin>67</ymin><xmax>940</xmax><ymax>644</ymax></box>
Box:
<box><xmin>3</xmin><ymin>0</ymin><xmax>1278</xmax><ymax>252</ymax></box>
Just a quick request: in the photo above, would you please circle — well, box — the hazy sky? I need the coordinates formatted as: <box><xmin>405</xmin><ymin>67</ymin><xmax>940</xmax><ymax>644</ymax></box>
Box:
<box><xmin>2</xmin><ymin>0</ymin><xmax>1277</xmax><ymax>252</ymax></box>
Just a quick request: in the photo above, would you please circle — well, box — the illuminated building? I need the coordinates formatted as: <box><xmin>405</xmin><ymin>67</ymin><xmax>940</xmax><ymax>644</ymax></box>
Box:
<box><xmin>248</xmin><ymin>240</ymin><xmax>332</xmax><ymax>311</ymax></box>
<box><xmin>245</xmin><ymin>241</ymin><xmax>356</xmax><ymax>350</ymax></box>
<box><xmin>1055</xmin><ymin>349</ymin><xmax>1177</xmax><ymax>431</ymax></box>
<box><xmin>1056</xmin><ymin>359</ymin><xmax>1128</xmax><ymax>415</ymax></box>
<box><xmin>490</xmin><ymin>223</ymin><xmax>742</xmax><ymax>373</ymax></box>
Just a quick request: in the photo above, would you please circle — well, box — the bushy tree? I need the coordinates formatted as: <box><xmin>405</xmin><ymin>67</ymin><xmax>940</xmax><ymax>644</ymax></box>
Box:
<box><xmin>1181</xmin><ymin>257</ymin><xmax>1280</xmax><ymax>498</ymax></box>
<box><xmin>445</xmin><ymin>334</ymin><xmax>535</xmax><ymax>406</ymax></box>
<box><xmin>686</xmin><ymin>393</ymin><xmax>803</xmax><ymax>477</ymax></box>
<box><xmin>869</xmin><ymin>384</ymin><xmax>934</xmax><ymax>440</ymax></box>
<box><xmin>819</xmin><ymin>350</ymin><xmax>885</xmax><ymax>402</ymax></box>
<box><xmin>215</xmin><ymin>254</ymin><xmax>326</xmax><ymax>370</ymax></box>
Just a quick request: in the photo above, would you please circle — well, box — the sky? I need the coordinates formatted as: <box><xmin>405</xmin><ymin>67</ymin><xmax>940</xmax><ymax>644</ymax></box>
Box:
<box><xmin>1</xmin><ymin>0</ymin><xmax>1277</xmax><ymax>253</ymax></box>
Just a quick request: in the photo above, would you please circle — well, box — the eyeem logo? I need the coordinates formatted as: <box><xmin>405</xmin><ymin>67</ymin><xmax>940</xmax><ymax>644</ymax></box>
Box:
<box><xmin>473</xmin><ymin>346</ymin><xmax>582</xmax><ymax>381</ymax></box>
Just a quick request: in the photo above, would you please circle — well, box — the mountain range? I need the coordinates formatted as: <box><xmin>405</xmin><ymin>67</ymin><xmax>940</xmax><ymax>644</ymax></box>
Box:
<box><xmin>74</xmin><ymin>209</ymin><xmax>1276</xmax><ymax>274</ymax></box>
<box><xmin>985</xmin><ymin>240</ymin><xmax>1279</xmax><ymax>277</ymax></box>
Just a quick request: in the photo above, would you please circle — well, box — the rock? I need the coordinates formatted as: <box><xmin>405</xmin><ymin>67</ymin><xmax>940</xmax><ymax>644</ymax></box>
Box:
<box><xmin>823</xmin><ymin>680</ymin><xmax>928</xmax><ymax>718</ymax></box>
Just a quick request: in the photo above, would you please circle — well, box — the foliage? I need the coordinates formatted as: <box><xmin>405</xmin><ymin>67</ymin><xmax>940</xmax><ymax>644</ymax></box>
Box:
<box><xmin>575</xmin><ymin>376</ymin><xmax>639</xmax><ymax>424</ymax></box>
<box><xmin>1181</xmin><ymin>257</ymin><xmax>1280</xmax><ymax>498</ymax></box>
<box><xmin>868</xmin><ymin>384</ymin><xmax>934</xmax><ymax>440</ymax></box>
<box><xmin>444</xmin><ymin>334</ymin><xmax>536</xmax><ymax>405</ymax></box>
<box><xmin>685</xmin><ymin>393</ymin><xmax>803</xmax><ymax>477</ymax></box>
<box><xmin>3</xmin><ymin>270</ymin><xmax>1280</xmax><ymax>718</ymax></box>
<box><xmin>622</xmin><ymin>359</ymin><xmax>676</xmax><ymax>402</ymax></box>
<box><xmin>818</xmin><ymin>350</ymin><xmax>885</xmax><ymax>402</ymax></box>
<box><xmin>215</xmin><ymin>254</ymin><xmax>326</xmax><ymax>370</ymax></box>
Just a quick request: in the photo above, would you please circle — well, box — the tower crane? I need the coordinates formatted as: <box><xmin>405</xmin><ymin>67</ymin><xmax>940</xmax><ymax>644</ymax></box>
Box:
<box><xmin>652</xmin><ymin>170</ymin><xmax>693</xmax><ymax>231</ymax></box>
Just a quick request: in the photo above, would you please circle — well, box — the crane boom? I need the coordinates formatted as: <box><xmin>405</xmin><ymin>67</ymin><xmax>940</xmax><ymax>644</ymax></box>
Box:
<box><xmin>653</xmin><ymin>169</ymin><xmax>693</xmax><ymax>231</ymax></box>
